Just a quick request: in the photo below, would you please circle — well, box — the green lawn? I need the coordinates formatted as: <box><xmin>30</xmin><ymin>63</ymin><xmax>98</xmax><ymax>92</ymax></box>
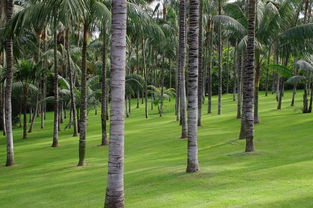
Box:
<box><xmin>1</xmin><ymin>91</ymin><xmax>313</xmax><ymax>208</ymax></box>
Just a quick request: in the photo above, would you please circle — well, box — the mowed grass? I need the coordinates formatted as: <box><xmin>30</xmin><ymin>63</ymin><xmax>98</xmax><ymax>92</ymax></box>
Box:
<box><xmin>1</xmin><ymin>91</ymin><xmax>313</xmax><ymax>208</ymax></box>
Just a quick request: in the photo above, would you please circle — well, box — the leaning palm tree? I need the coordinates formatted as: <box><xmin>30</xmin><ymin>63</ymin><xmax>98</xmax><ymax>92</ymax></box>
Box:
<box><xmin>186</xmin><ymin>0</ymin><xmax>200</xmax><ymax>173</ymax></box>
<box><xmin>104</xmin><ymin>0</ymin><xmax>126</xmax><ymax>207</ymax></box>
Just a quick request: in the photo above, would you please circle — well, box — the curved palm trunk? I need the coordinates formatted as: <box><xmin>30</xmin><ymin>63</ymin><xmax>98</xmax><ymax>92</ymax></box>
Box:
<box><xmin>178</xmin><ymin>0</ymin><xmax>188</xmax><ymax>138</ymax></box>
<box><xmin>52</xmin><ymin>16</ymin><xmax>59</xmax><ymax>147</ymax></box>
<box><xmin>197</xmin><ymin>0</ymin><xmax>203</xmax><ymax>126</ymax></box>
<box><xmin>243</xmin><ymin>0</ymin><xmax>256</xmax><ymax>152</ymax></box>
<box><xmin>77</xmin><ymin>23</ymin><xmax>89</xmax><ymax>166</ymax></box>
<box><xmin>186</xmin><ymin>0</ymin><xmax>200</xmax><ymax>173</ymax></box>
<box><xmin>104</xmin><ymin>0</ymin><xmax>126</xmax><ymax>207</ymax></box>
<box><xmin>5</xmin><ymin>0</ymin><xmax>14</xmax><ymax>166</ymax></box>
<box><xmin>66</xmin><ymin>29</ymin><xmax>78</xmax><ymax>137</ymax></box>
<box><xmin>101</xmin><ymin>26</ymin><xmax>108</xmax><ymax>146</ymax></box>
<box><xmin>217</xmin><ymin>0</ymin><xmax>223</xmax><ymax>115</ymax></box>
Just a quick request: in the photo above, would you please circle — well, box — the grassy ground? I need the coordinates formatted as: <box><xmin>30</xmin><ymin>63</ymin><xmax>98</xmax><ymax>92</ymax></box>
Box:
<box><xmin>1</xmin><ymin>91</ymin><xmax>313</xmax><ymax>208</ymax></box>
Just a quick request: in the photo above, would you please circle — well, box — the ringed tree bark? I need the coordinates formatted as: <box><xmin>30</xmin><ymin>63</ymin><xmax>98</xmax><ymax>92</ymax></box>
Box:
<box><xmin>5</xmin><ymin>0</ymin><xmax>15</xmax><ymax>166</ymax></box>
<box><xmin>197</xmin><ymin>0</ymin><xmax>203</xmax><ymax>126</ymax></box>
<box><xmin>52</xmin><ymin>15</ymin><xmax>59</xmax><ymax>148</ymax></box>
<box><xmin>186</xmin><ymin>0</ymin><xmax>200</xmax><ymax>173</ymax></box>
<box><xmin>77</xmin><ymin>23</ymin><xmax>89</xmax><ymax>166</ymax></box>
<box><xmin>104</xmin><ymin>0</ymin><xmax>127</xmax><ymax>207</ymax></box>
<box><xmin>101</xmin><ymin>25</ymin><xmax>109</xmax><ymax>146</ymax></box>
<box><xmin>217</xmin><ymin>0</ymin><xmax>223</xmax><ymax>115</ymax></box>
<box><xmin>242</xmin><ymin>0</ymin><xmax>257</xmax><ymax>152</ymax></box>
<box><xmin>178</xmin><ymin>0</ymin><xmax>187</xmax><ymax>138</ymax></box>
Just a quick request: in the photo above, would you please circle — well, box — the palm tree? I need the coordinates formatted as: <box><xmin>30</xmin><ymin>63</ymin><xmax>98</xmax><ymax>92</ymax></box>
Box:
<box><xmin>77</xmin><ymin>0</ymin><xmax>110</xmax><ymax>166</ymax></box>
<box><xmin>104</xmin><ymin>0</ymin><xmax>126</xmax><ymax>207</ymax></box>
<box><xmin>186</xmin><ymin>0</ymin><xmax>200</xmax><ymax>173</ymax></box>
<box><xmin>178</xmin><ymin>0</ymin><xmax>187</xmax><ymax>138</ymax></box>
<box><xmin>197</xmin><ymin>0</ymin><xmax>203</xmax><ymax>126</ymax></box>
<box><xmin>5</xmin><ymin>0</ymin><xmax>15</xmax><ymax>166</ymax></box>
<box><xmin>243</xmin><ymin>0</ymin><xmax>257</xmax><ymax>152</ymax></box>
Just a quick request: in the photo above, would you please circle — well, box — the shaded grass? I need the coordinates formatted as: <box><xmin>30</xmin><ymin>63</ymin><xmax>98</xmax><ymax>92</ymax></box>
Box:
<box><xmin>1</xmin><ymin>91</ymin><xmax>313</xmax><ymax>207</ymax></box>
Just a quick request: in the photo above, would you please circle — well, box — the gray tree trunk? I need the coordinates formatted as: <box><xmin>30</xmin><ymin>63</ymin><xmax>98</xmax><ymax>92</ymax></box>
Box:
<box><xmin>77</xmin><ymin>23</ymin><xmax>89</xmax><ymax>166</ymax></box>
<box><xmin>197</xmin><ymin>0</ymin><xmax>203</xmax><ymax>126</ymax></box>
<box><xmin>5</xmin><ymin>0</ymin><xmax>15</xmax><ymax>166</ymax></box>
<box><xmin>186</xmin><ymin>0</ymin><xmax>200</xmax><ymax>173</ymax></box>
<box><xmin>178</xmin><ymin>0</ymin><xmax>188</xmax><ymax>138</ymax></box>
<box><xmin>101</xmin><ymin>25</ymin><xmax>108</xmax><ymax>146</ymax></box>
<box><xmin>52</xmin><ymin>16</ymin><xmax>59</xmax><ymax>147</ymax></box>
<box><xmin>104</xmin><ymin>0</ymin><xmax>126</xmax><ymax>207</ymax></box>
<box><xmin>217</xmin><ymin>0</ymin><xmax>223</xmax><ymax>115</ymax></box>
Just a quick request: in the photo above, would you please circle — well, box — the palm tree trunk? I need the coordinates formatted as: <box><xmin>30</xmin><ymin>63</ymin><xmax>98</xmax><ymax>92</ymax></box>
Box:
<box><xmin>207</xmin><ymin>19</ymin><xmax>213</xmax><ymax>114</ymax></box>
<box><xmin>23</xmin><ymin>90</ymin><xmax>28</xmax><ymax>139</ymax></box>
<box><xmin>4</xmin><ymin>0</ymin><xmax>15</xmax><ymax>166</ymax></box>
<box><xmin>101</xmin><ymin>25</ymin><xmax>108</xmax><ymax>146</ymax></box>
<box><xmin>178</xmin><ymin>0</ymin><xmax>188</xmax><ymax>138</ymax></box>
<box><xmin>237</xmin><ymin>50</ymin><xmax>243</xmax><ymax>119</ymax></box>
<box><xmin>254</xmin><ymin>52</ymin><xmax>260</xmax><ymax>123</ymax></box>
<box><xmin>66</xmin><ymin>29</ymin><xmax>78</xmax><ymax>137</ymax></box>
<box><xmin>232</xmin><ymin>47</ymin><xmax>237</xmax><ymax>102</ymax></box>
<box><xmin>197</xmin><ymin>0</ymin><xmax>203</xmax><ymax>126</ymax></box>
<box><xmin>142</xmin><ymin>38</ymin><xmax>148</xmax><ymax>119</ymax></box>
<box><xmin>265</xmin><ymin>46</ymin><xmax>271</xmax><ymax>96</ymax></box>
<box><xmin>217</xmin><ymin>0</ymin><xmax>223</xmax><ymax>115</ymax></box>
<box><xmin>186</xmin><ymin>0</ymin><xmax>200</xmax><ymax>173</ymax></box>
<box><xmin>160</xmin><ymin>56</ymin><xmax>165</xmax><ymax>117</ymax></box>
<box><xmin>29</xmin><ymin>94</ymin><xmax>39</xmax><ymax>133</ymax></box>
<box><xmin>243</xmin><ymin>0</ymin><xmax>256</xmax><ymax>152</ymax></box>
<box><xmin>52</xmin><ymin>15</ymin><xmax>59</xmax><ymax>147</ymax></box>
<box><xmin>77</xmin><ymin>23</ymin><xmax>89</xmax><ymax>166</ymax></box>
<box><xmin>104</xmin><ymin>0</ymin><xmax>126</xmax><ymax>207</ymax></box>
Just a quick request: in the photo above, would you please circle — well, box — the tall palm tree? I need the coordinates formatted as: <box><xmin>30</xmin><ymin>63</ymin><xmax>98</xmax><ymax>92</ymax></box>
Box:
<box><xmin>5</xmin><ymin>0</ymin><xmax>15</xmax><ymax>166</ymax></box>
<box><xmin>104</xmin><ymin>0</ymin><xmax>126</xmax><ymax>207</ymax></box>
<box><xmin>178</xmin><ymin>0</ymin><xmax>187</xmax><ymax>138</ymax></box>
<box><xmin>243</xmin><ymin>0</ymin><xmax>257</xmax><ymax>152</ymax></box>
<box><xmin>77</xmin><ymin>0</ymin><xmax>110</xmax><ymax>166</ymax></box>
<box><xmin>186</xmin><ymin>0</ymin><xmax>200</xmax><ymax>173</ymax></box>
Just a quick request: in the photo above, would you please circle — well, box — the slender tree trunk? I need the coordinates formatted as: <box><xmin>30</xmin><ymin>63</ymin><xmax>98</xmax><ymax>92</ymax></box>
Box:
<box><xmin>77</xmin><ymin>23</ymin><xmax>89</xmax><ymax>166</ymax></box>
<box><xmin>23</xmin><ymin>90</ymin><xmax>28</xmax><ymax>139</ymax></box>
<box><xmin>197</xmin><ymin>0</ymin><xmax>203</xmax><ymax>126</ymax></box>
<box><xmin>52</xmin><ymin>15</ymin><xmax>59</xmax><ymax>147</ymax></box>
<box><xmin>142</xmin><ymin>39</ymin><xmax>148</xmax><ymax>119</ymax></box>
<box><xmin>265</xmin><ymin>46</ymin><xmax>271</xmax><ymax>96</ymax></box>
<box><xmin>5</xmin><ymin>0</ymin><xmax>14</xmax><ymax>166</ymax></box>
<box><xmin>66</xmin><ymin>29</ymin><xmax>78</xmax><ymax>137</ymax></box>
<box><xmin>178</xmin><ymin>0</ymin><xmax>188</xmax><ymax>138</ymax></box>
<box><xmin>243</xmin><ymin>0</ymin><xmax>256</xmax><ymax>152</ymax></box>
<box><xmin>29</xmin><ymin>94</ymin><xmax>39</xmax><ymax>133</ymax></box>
<box><xmin>160</xmin><ymin>56</ymin><xmax>165</xmax><ymax>117</ymax></box>
<box><xmin>233</xmin><ymin>47</ymin><xmax>237</xmax><ymax>102</ymax></box>
<box><xmin>277</xmin><ymin>78</ymin><xmax>284</xmax><ymax>110</ymax></box>
<box><xmin>101</xmin><ymin>25</ymin><xmax>108</xmax><ymax>146</ymax></box>
<box><xmin>104</xmin><ymin>0</ymin><xmax>126</xmax><ymax>207</ymax></box>
<box><xmin>207</xmin><ymin>19</ymin><xmax>213</xmax><ymax>114</ymax></box>
<box><xmin>237</xmin><ymin>51</ymin><xmax>243</xmax><ymax>119</ymax></box>
<box><xmin>217</xmin><ymin>0</ymin><xmax>223</xmax><ymax>115</ymax></box>
<box><xmin>186</xmin><ymin>0</ymin><xmax>200</xmax><ymax>173</ymax></box>
<box><xmin>254</xmin><ymin>52</ymin><xmax>260</xmax><ymax>124</ymax></box>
